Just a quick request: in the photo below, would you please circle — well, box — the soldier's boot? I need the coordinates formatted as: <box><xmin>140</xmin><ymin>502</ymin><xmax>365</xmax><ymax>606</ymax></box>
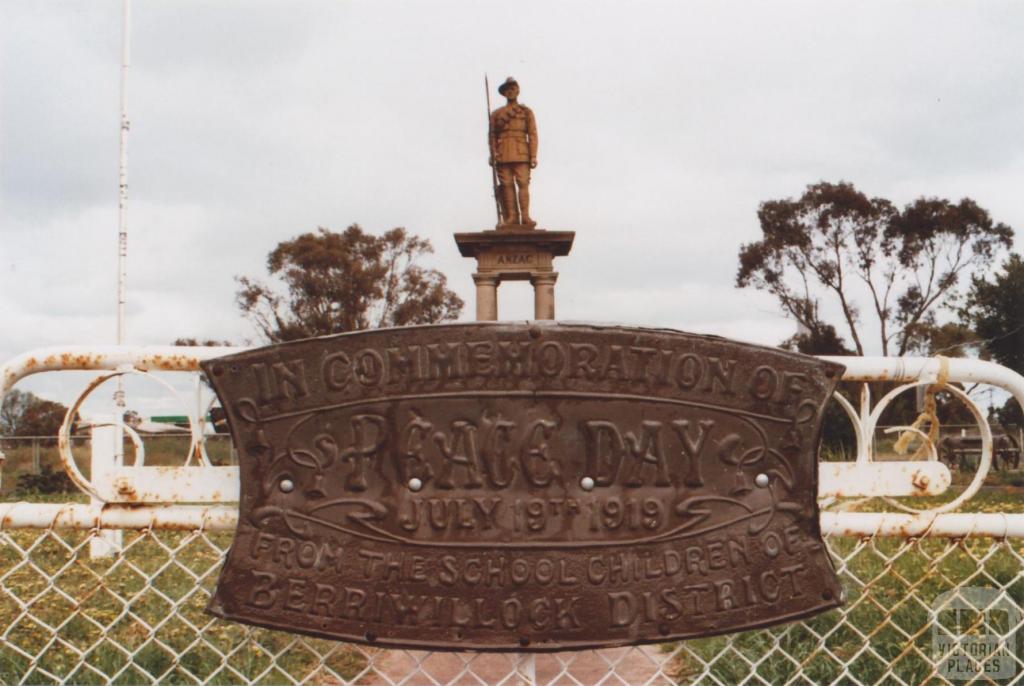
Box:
<box><xmin>518</xmin><ymin>187</ymin><xmax>536</xmax><ymax>227</ymax></box>
<box><xmin>500</xmin><ymin>184</ymin><xmax>519</xmax><ymax>226</ymax></box>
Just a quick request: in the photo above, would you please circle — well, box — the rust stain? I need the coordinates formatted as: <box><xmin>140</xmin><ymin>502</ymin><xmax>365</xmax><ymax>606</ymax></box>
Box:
<box><xmin>56</xmin><ymin>352</ymin><xmax>105</xmax><ymax>368</ymax></box>
<box><xmin>141</xmin><ymin>353</ymin><xmax>199</xmax><ymax>371</ymax></box>
<box><xmin>113</xmin><ymin>477</ymin><xmax>138</xmax><ymax>501</ymax></box>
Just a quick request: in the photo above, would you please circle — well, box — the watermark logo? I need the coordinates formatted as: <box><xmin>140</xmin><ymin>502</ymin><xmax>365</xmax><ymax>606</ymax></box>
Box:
<box><xmin>932</xmin><ymin>587</ymin><xmax>1020</xmax><ymax>681</ymax></box>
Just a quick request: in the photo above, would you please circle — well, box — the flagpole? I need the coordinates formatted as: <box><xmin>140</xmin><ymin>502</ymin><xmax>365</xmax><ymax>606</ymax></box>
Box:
<box><xmin>115</xmin><ymin>0</ymin><xmax>131</xmax><ymax>411</ymax></box>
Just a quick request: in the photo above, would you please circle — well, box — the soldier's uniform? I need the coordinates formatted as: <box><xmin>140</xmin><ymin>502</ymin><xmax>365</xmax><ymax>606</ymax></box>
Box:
<box><xmin>489</xmin><ymin>78</ymin><xmax>538</xmax><ymax>226</ymax></box>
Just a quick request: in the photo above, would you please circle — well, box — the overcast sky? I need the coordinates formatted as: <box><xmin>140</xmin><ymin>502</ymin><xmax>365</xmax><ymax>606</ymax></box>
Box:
<box><xmin>2</xmin><ymin>0</ymin><xmax>1024</xmax><ymax>416</ymax></box>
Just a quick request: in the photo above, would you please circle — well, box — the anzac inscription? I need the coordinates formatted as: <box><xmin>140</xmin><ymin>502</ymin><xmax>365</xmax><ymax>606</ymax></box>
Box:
<box><xmin>495</xmin><ymin>252</ymin><xmax>535</xmax><ymax>265</ymax></box>
<box><xmin>205</xmin><ymin>323</ymin><xmax>845</xmax><ymax>651</ymax></box>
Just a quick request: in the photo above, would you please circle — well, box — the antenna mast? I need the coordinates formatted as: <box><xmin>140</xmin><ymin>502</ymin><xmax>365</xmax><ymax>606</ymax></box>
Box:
<box><xmin>115</xmin><ymin>0</ymin><xmax>131</xmax><ymax>409</ymax></box>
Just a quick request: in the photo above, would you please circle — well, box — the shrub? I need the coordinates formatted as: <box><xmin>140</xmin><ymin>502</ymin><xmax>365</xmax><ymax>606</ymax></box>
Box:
<box><xmin>15</xmin><ymin>466</ymin><xmax>74</xmax><ymax>495</ymax></box>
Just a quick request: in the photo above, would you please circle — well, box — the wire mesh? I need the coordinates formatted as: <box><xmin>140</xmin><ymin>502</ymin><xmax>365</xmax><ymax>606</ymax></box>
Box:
<box><xmin>0</xmin><ymin>526</ymin><xmax>1020</xmax><ymax>685</ymax></box>
<box><xmin>3</xmin><ymin>349</ymin><xmax>1024</xmax><ymax>683</ymax></box>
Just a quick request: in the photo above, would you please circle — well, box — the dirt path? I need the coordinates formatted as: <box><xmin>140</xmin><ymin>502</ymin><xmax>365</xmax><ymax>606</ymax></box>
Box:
<box><xmin>368</xmin><ymin>646</ymin><xmax>677</xmax><ymax>685</ymax></box>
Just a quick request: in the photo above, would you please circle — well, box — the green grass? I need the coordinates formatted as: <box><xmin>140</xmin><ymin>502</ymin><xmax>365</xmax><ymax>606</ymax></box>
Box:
<box><xmin>0</xmin><ymin>438</ymin><xmax>367</xmax><ymax>685</ymax></box>
<box><xmin>669</xmin><ymin>535</ymin><xmax>1024</xmax><ymax>684</ymax></box>
<box><xmin>663</xmin><ymin>483</ymin><xmax>1024</xmax><ymax>684</ymax></box>
<box><xmin>0</xmin><ymin>527</ymin><xmax>369</xmax><ymax>685</ymax></box>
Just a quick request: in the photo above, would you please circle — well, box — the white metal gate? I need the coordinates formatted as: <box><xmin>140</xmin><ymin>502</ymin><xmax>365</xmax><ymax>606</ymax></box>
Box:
<box><xmin>2</xmin><ymin>345</ymin><xmax>1023</xmax><ymax>685</ymax></box>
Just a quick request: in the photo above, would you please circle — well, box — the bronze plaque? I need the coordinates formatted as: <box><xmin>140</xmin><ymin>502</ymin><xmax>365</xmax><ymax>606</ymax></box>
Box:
<box><xmin>204</xmin><ymin>323</ymin><xmax>845</xmax><ymax>651</ymax></box>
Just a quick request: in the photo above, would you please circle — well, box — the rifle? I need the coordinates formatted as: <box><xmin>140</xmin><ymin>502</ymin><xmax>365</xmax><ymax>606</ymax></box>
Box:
<box><xmin>485</xmin><ymin>75</ymin><xmax>503</xmax><ymax>226</ymax></box>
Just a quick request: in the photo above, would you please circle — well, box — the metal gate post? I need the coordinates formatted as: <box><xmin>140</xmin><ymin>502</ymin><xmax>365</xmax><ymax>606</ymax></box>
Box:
<box><xmin>89</xmin><ymin>416</ymin><xmax>123</xmax><ymax>558</ymax></box>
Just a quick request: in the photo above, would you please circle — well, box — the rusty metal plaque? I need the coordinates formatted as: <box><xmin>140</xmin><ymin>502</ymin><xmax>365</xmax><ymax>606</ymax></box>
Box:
<box><xmin>204</xmin><ymin>322</ymin><xmax>845</xmax><ymax>651</ymax></box>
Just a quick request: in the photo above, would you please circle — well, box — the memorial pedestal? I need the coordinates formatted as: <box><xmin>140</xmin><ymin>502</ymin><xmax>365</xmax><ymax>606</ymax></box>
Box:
<box><xmin>454</xmin><ymin>227</ymin><xmax>574</xmax><ymax>320</ymax></box>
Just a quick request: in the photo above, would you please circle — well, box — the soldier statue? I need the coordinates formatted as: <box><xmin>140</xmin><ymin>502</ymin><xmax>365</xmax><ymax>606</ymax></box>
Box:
<box><xmin>489</xmin><ymin>77</ymin><xmax>538</xmax><ymax>228</ymax></box>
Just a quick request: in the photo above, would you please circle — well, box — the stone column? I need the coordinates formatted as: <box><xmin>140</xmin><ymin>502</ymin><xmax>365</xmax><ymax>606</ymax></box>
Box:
<box><xmin>531</xmin><ymin>272</ymin><xmax>558</xmax><ymax>320</ymax></box>
<box><xmin>472</xmin><ymin>273</ymin><xmax>499</xmax><ymax>321</ymax></box>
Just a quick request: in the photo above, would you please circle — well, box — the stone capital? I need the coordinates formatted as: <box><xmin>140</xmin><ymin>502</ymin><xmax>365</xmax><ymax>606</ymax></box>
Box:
<box><xmin>530</xmin><ymin>272</ymin><xmax>559</xmax><ymax>286</ymax></box>
<box><xmin>472</xmin><ymin>272</ymin><xmax>500</xmax><ymax>286</ymax></box>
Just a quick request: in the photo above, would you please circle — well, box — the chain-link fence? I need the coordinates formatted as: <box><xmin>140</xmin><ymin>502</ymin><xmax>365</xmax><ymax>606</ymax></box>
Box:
<box><xmin>3</xmin><ymin>347</ymin><xmax>1023</xmax><ymax>684</ymax></box>
<box><xmin>1</xmin><ymin>521</ymin><xmax>1021</xmax><ymax>685</ymax></box>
